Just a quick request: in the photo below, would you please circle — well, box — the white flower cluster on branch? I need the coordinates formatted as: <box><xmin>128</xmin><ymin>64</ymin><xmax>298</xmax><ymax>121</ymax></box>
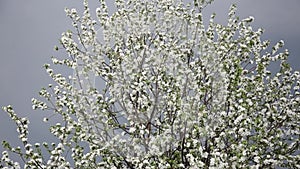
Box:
<box><xmin>1</xmin><ymin>0</ymin><xmax>299</xmax><ymax>168</ymax></box>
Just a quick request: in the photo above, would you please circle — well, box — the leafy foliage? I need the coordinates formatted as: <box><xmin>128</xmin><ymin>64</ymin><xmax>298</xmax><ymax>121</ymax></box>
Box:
<box><xmin>1</xmin><ymin>0</ymin><xmax>299</xmax><ymax>168</ymax></box>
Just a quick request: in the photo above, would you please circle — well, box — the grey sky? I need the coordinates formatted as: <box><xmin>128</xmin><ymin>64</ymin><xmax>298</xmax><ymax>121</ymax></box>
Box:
<box><xmin>0</xmin><ymin>0</ymin><xmax>299</xmax><ymax>161</ymax></box>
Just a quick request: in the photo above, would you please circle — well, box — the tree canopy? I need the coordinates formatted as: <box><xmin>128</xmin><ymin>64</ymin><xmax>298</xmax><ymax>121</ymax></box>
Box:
<box><xmin>1</xmin><ymin>0</ymin><xmax>299</xmax><ymax>168</ymax></box>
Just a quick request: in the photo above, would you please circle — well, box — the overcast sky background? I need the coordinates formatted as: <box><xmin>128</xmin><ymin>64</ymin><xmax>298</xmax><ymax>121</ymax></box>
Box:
<box><xmin>0</xmin><ymin>0</ymin><xmax>300</xmax><ymax>162</ymax></box>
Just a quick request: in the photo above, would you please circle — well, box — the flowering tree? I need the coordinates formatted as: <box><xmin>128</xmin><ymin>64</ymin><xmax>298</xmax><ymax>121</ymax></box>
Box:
<box><xmin>1</xmin><ymin>0</ymin><xmax>299</xmax><ymax>168</ymax></box>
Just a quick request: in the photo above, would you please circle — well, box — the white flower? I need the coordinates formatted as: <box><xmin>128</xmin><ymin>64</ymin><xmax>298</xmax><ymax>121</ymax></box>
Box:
<box><xmin>129</xmin><ymin>127</ymin><xmax>136</xmax><ymax>133</ymax></box>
